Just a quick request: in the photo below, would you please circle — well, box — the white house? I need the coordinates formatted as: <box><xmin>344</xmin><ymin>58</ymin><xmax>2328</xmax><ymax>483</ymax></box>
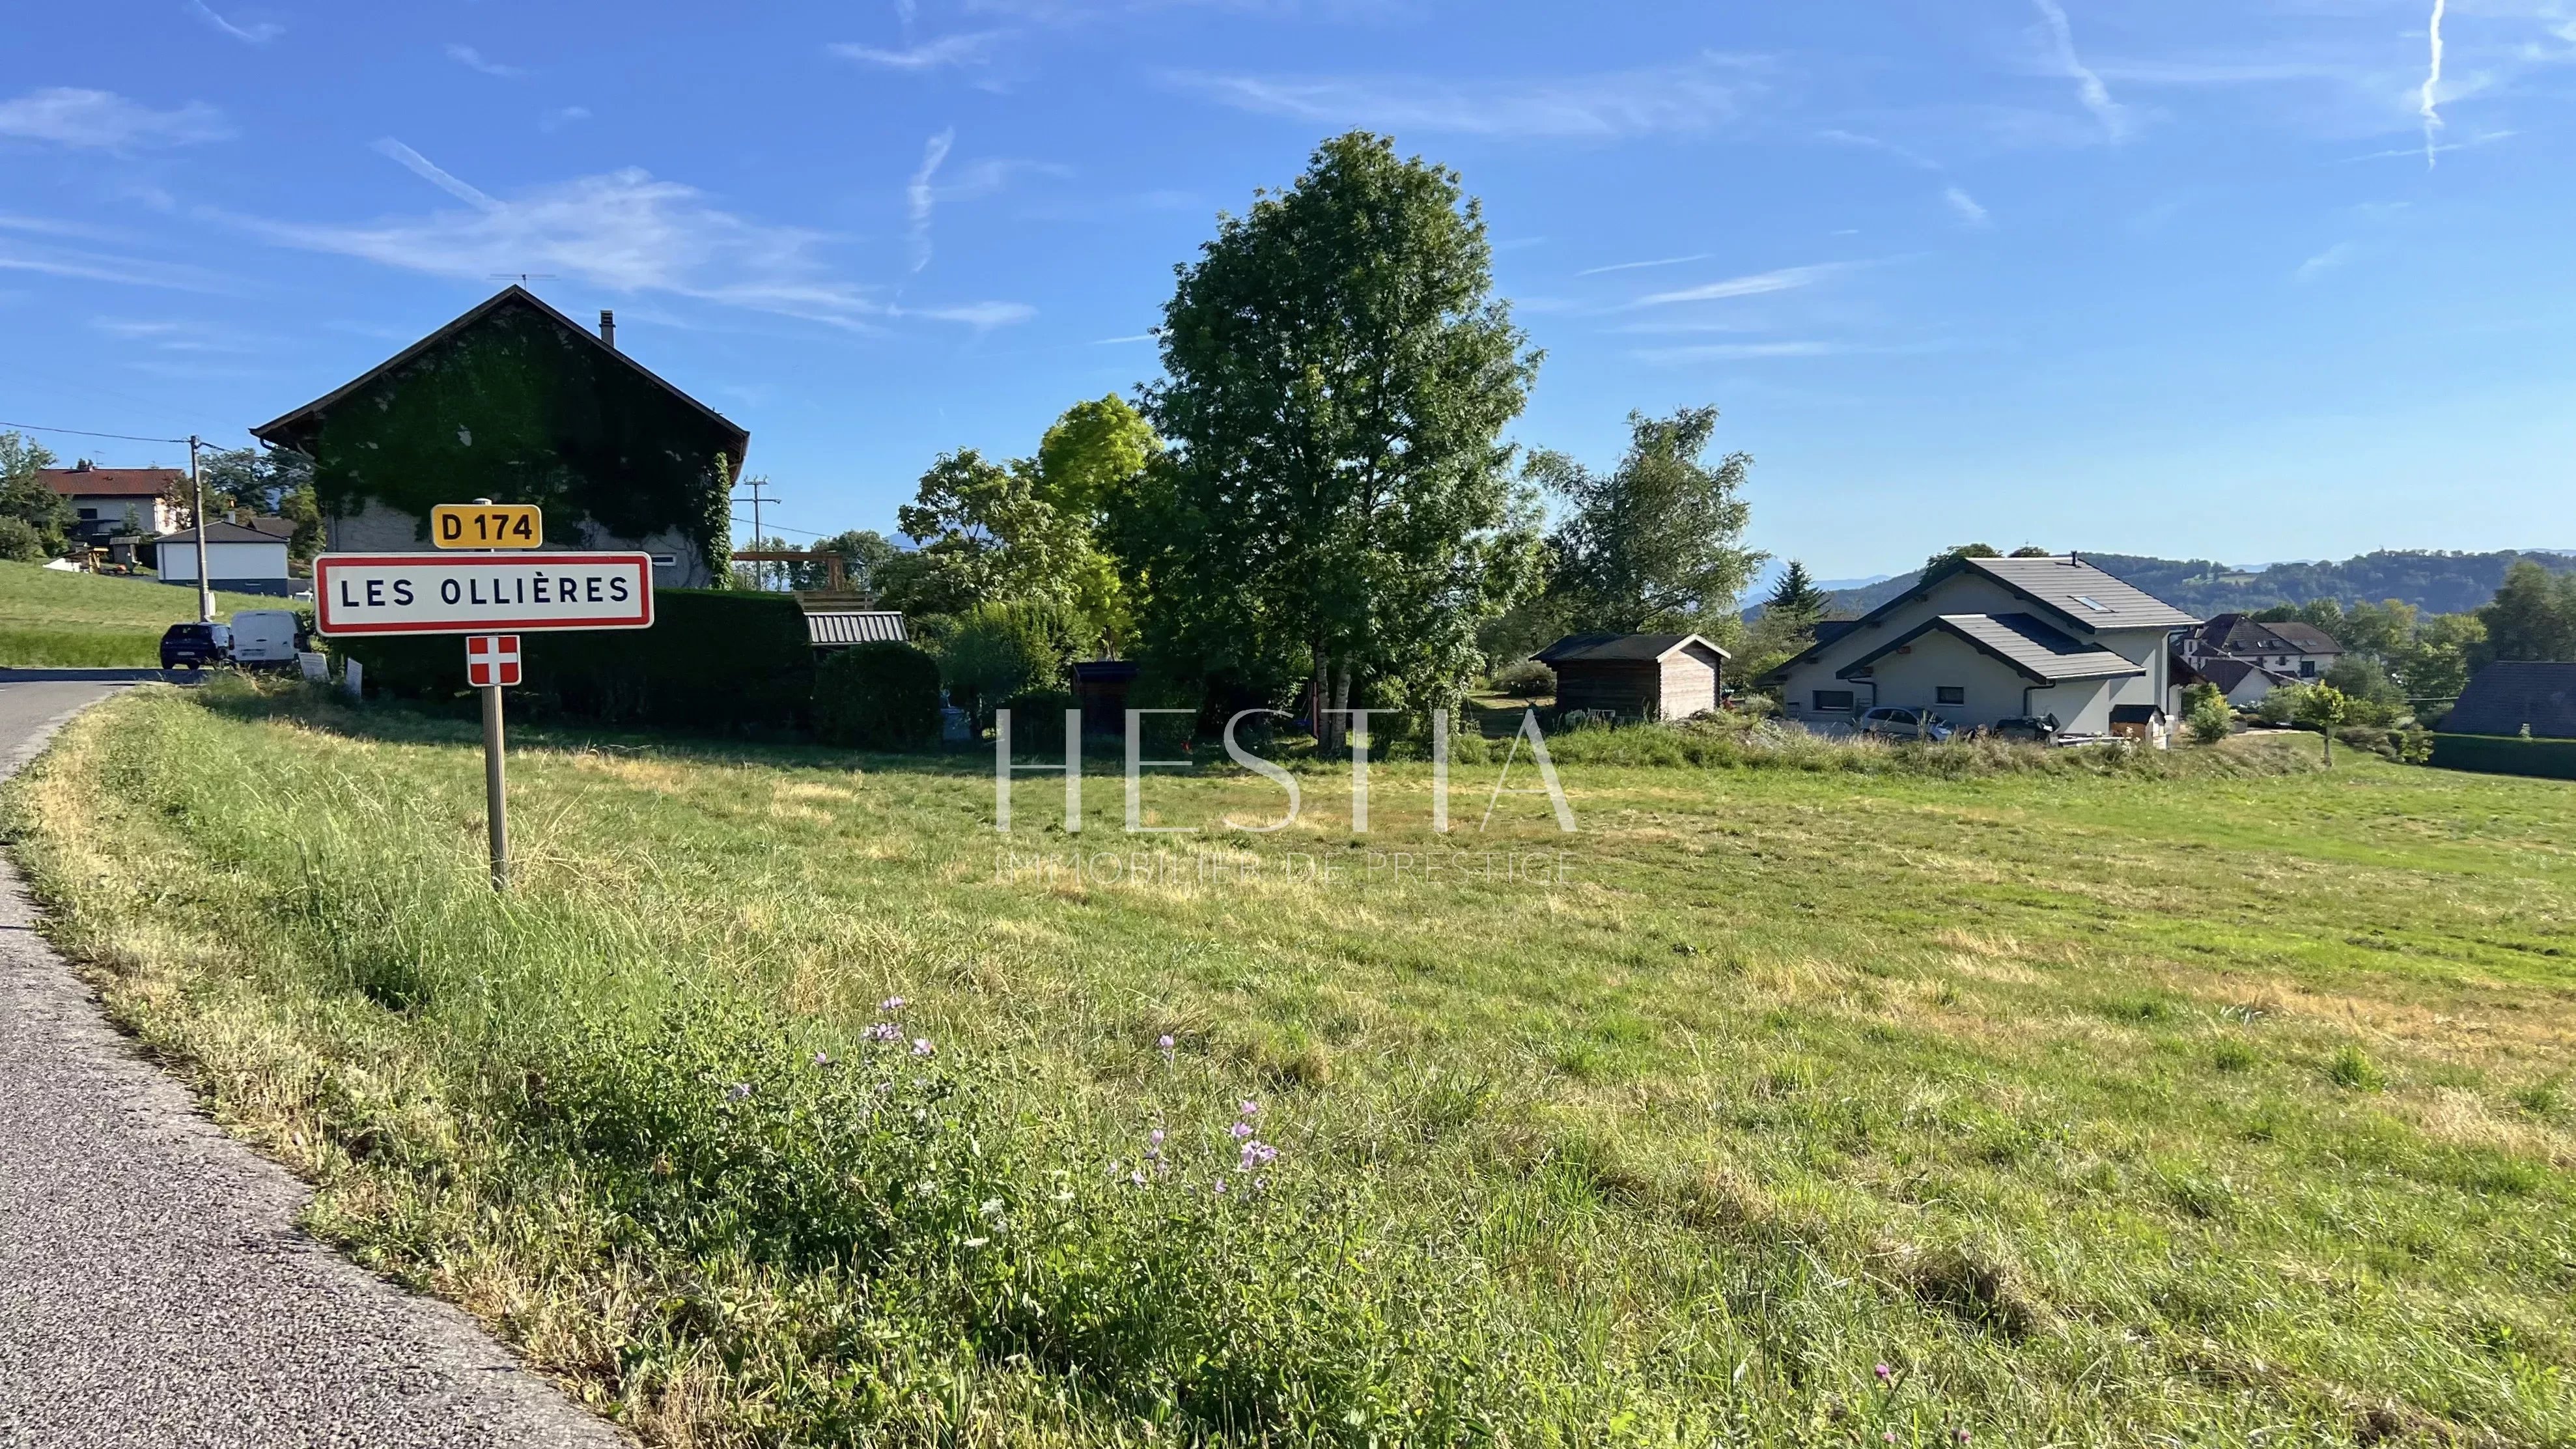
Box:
<box><xmin>2177</xmin><ymin>653</ymin><xmax>2301</xmax><ymax>710</ymax></box>
<box><xmin>152</xmin><ymin>520</ymin><xmax>295</xmax><ymax>597</ymax></box>
<box><xmin>2174</xmin><ymin>613</ymin><xmax>2342</xmax><ymax>707</ymax></box>
<box><xmin>1763</xmin><ymin>555</ymin><xmax>2198</xmax><ymax>737</ymax></box>
<box><xmin>41</xmin><ymin>464</ymin><xmax>183</xmax><ymax>549</ymax></box>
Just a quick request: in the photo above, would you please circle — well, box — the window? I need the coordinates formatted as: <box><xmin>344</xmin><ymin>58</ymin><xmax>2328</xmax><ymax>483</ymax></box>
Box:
<box><xmin>1812</xmin><ymin>690</ymin><xmax>1856</xmax><ymax>713</ymax></box>
<box><xmin>2072</xmin><ymin>595</ymin><xmax>2112</xmax><ymax>613</ymax></box>
<box><xmin>77</xmin><ymin>507</ymin><xmax>97</xmax><ymax>519</ymax></box>
<box><xmin>2299</xmin><ymin>659</ymin><xmax>2317</xmax><ymax>677</ymax></box>
<box><xmin>1936</xmin><ymin>686</ymin><xmax>1965</xmax><ymax>705</ymax></box>
<box><xmin>649</xmin><ymin>554</ymin><xmax>679</xmax><ymax>568</ymax></box>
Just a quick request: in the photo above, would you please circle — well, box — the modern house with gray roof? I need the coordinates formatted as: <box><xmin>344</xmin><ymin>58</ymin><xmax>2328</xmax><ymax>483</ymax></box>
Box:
<box><xmin>1761</xmin><ymin>554</ymin><xmax>2198</xmax><ymax>737</ymax></box>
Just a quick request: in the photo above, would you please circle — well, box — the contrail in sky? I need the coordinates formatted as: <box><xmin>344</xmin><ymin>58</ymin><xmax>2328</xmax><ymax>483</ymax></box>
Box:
<box><xmin>2420</xmin><ymin>0</ymin><xmax>2447</xmax><ymax>169</ymax></box>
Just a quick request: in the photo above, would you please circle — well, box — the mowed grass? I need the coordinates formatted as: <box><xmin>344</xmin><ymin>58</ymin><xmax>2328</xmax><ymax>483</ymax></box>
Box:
<box><xmin>0</xmin><ymin>559</ymin><xmax>285</xmax><ymax>666</ymax></box>
<box><xmin>6</xmin><ymin>682</ymin><xmax>2573</xmax><ymax>1447</ymax></box>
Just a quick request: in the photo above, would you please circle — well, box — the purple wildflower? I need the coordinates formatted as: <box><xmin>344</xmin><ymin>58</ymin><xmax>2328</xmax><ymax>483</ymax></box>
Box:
<box><xmin>1238</xmin><ymin>1140</ymin><xmax>1278</xmax><ymax>1171</ymax></box>
<box><xmin>723</xmin><ymin>1082</ymin><xmax>753</xmax><ymax>1103</ymax></box>
<box><xmin>1149</xmin><ymin>1129</ymin><xmax>1164</xmax><ymax>1146</ymax></box>
<box><xmin>1229</xmin><ymin>1121</ymin><xmax>1254</xmax><ymax>1140</ymax></box>
<box><xmin>1212</xmin><ymin>1177</ymin><xmax>1226</xmax><ymax>1196</ymax></box>
<box><xmin>813</xmin><ymin>1050</ymin><xmax>833</xmax><ymax>1068</ymax></box>
<box><xmin>863</xmin><ymin>1022</ymin><xmax>901</xmax><ymax>1043</ymax></box>
<box><xmin>1875</xmin><ymin>1363</ymin><xmax>1892</xmax><ymax>1384</ymax></box>
<box><xmin>1130</xmin><ymin>1168</ymin><xmax>1146</xmax><ymax>1186</ymax></box>
<box><xmin>881</xmin><ymin>995</ymin><xmax>908</xmax><ymax>1013</ymax></box>
<box><xmin>1157</xmin><ymin>1034</ymin><xmax>1175</xmax><ymax>1051</ymax></box>
<box><xmin>1239</xmin><ymin>1099</ymin><xmax>1259</xmax><ymax>1118</ymax></box>
<box><xmin>911</xmin><ymin>1037</ymin><xmax>934</xmax><ymax>1056</ymax></box>
<box><xmin>1955</xmin><ymin>1431</ymin><xmax>1970</xmax><ymax>1445</ymax></box>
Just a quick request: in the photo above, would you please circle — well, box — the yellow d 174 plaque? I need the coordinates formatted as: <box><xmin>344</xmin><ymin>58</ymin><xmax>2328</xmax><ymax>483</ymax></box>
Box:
<box><xmin>432</xmin><ymin>502</ymin><xmax>544</xmax><ymax>549</ymax></box>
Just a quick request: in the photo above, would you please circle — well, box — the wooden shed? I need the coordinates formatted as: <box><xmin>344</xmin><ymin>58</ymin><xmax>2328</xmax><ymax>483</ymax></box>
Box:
<box><xmin>1533</xmin><ymin>633</ymin><xmax>1729</xmax><ymax>722</ymax></box>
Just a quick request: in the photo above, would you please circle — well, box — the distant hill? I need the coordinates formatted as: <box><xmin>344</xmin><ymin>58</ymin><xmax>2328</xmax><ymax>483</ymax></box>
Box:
<box><xmin>1790</xmin><ymin>550</ymin><xmax>2576</xmax><ymax>621</ymax></box>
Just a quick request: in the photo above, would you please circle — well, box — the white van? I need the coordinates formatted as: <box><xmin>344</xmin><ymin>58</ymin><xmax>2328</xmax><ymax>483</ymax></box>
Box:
<box><xmin>229</xmin><ymin>610</ymin><xmax>307</xmax><ymax>669</ymax></box>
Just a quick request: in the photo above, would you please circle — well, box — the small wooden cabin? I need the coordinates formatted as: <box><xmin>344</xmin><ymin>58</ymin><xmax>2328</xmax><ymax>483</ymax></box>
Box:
<box><xmin>1533</xmin><ymin>632</ymin><xmax>1729</xmax><ymax>722</ymax></box>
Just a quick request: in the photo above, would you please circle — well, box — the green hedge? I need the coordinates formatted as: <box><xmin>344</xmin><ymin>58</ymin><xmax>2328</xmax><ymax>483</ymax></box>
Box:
<box><xmin>340</xmin><ymin>589</ymin><xmax>814</xmax><ymax>733</ymax></box>
<box><xmin>2429</xmin><ymin>733</ymin><xmax>2576</xmax><ymax>781</ymax></box>
<box><xmin>814</xmin><ymin>641</ymin><xmax>942</xmax><ymax>750</ymax></box>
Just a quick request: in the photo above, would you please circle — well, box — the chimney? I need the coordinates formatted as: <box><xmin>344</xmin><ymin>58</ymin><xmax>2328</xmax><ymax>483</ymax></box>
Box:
<box><xmin>598</xmin><ymin>309</ymin><xmax>617</xmax><ymax>350</ymax></box>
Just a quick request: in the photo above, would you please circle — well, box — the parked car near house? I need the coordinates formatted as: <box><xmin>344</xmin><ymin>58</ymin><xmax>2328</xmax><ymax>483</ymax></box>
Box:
<box><xmin>1858</xmin><ymin>706</ymin><xmax>1953</xmax><ymax>742</ymax></box>
<box><xmin>159</xmin><ymin>622</ymin><xmax>231</xmax><ymax>671</ymax></box>
<box><xmin>1992</xmin><ymin>713</ymin><xmax>2061</xmax><ymax>743</ymax></box>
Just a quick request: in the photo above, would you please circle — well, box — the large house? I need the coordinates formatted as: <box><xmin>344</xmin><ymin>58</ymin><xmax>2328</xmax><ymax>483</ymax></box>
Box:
<box><xmin>251</xmin><ymin>287</ymin><xmax>748</xmax><ymax>589</ymax></box>
<box><xmin>40</xmin><ymin>463</ymin><xmax>183</xmax><ymax>548</ymax></box>
<box><xmin>1763</xmin><ymin>554</ymin><xmax>2197</xmax><ymax>735</ymax></box>
<box><xmin>2179</xmin><ymin>613</ymin><xmax>2343</xmax><ymax>681</ymax></box>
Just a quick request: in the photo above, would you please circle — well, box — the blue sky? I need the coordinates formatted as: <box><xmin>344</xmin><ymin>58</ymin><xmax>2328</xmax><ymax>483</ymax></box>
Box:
<box><xmin>5</xmin><ymin>0</ymin><xmax>2572</xmax><ymax>578</ymax></box>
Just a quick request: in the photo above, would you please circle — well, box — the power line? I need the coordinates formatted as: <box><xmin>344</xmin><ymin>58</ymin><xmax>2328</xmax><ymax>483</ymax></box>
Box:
<box><xmin>1</xmin><ymin>420</ymin><xmax>192</xmax><ymax>445</ymax></box>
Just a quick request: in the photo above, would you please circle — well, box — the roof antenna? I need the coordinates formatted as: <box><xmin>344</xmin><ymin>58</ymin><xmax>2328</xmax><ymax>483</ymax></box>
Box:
<box><xmin>488</xmin><ymin>273</ymin><xmax>557</xmax><ymax>285</ymax></box>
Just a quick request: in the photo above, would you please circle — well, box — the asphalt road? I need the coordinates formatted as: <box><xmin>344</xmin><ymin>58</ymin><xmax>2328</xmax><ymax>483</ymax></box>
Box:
<box><xmin>0</xmin><ymin>679</ymin><xmax>624</xmax><ymax>1448</ymax></box>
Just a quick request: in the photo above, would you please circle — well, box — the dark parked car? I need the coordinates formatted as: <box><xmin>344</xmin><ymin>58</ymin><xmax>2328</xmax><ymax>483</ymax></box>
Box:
<box><xmin>158</xmin><ymin>622</ymin><xmax>231</xmax><ymax>671</ymax></box>
<box><xmin>1992</xmin><ymin>714</ymin><xmax>2062</xmax><ymax>744</ymax></box>
<box><xmin>1857</xmin><ymin>706</ymin><xmax>1953</xmax><ymax>742</ymax></box>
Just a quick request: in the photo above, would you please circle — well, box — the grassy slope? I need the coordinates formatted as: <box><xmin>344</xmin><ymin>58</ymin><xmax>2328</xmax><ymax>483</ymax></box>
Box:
<box><xmin>6</xmin><ymin>685</ymin><xmax>2571</xmax><ymax>1447</ymax></box>
<box><xmin>0</xmin><ymin>559</ymin><xmax>286</xmax><ymax>665</ymax></box>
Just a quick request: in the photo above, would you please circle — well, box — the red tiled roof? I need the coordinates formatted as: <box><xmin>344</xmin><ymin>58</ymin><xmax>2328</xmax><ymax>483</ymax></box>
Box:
<box><xmin>41</xmin><ymin>467</ymin><xmax>184</xmax><ymax>498</ymax></box>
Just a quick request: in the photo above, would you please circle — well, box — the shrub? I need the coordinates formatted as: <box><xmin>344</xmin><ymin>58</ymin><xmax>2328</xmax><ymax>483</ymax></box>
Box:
<box><xmin>995</xmin><ymin>688</ymin><xmax>1076</xmax><ymax>757</ymax></box>
<box><xmin>1490</xmin><ymin>658</ymin><xmax>1554</xmax><ymax>699</ymax></box>
<box><xmin>0</xmin><ymin>517</ymin><xmax>46</xmax><ymax>563</ymax></box>
<box><xmin>942</xmin><ymin>600</ymin><xmax>1078</xmax><ymax>720</ymax></box>
<box><xmin>813</xmin><ymin>641</ymin><xmax>943</xmax><ymax>750</ymax></box>
<box><xmin>2326</xmin><ymin>1044</ymin><xmax>2385</xmax><ymax>1091</ymax></box>
<box><xmin>2187</xmin><ymin>692</ymin><xmax>2233</xmax><ymax>745</ymax></box>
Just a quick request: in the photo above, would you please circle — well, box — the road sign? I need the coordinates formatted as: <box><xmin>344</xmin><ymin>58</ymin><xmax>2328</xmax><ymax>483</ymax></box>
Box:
<box><xmin>313</xmin><ymin>552</ymin><xmax>653</xmax><ymax>637</ymax></box>
<box><xmin>432</xmin><ymin>502</ymin><xmax>544</xmax><ymax>549</ymax></box>
<box><xmin>466</xmin><ymin>634</ymin><xmax>522</xmax><ymax>688</ymax></box>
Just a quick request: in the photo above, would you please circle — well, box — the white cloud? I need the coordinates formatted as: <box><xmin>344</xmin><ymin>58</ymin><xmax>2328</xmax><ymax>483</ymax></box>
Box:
<box><xmin>1576</xmin><ymin>253</ymin><xmax>1711</xmax><ymax>277</ymax></box>
<box><xmin>2295</xmin><ymin>241</ymin><xmax>2355</xmax><ymax>282</ymax></box>
<box><xmin>0</xmin><ymin>88</ymin><xmax>230</xmax><ymax>150</ymax></box>
<box><xmin>540</xmin><ymin>106</ymin><xmax>593</xmax><ymax>133</ymax></box>
<box><xmin>0</xmin><ymin>239</ymin><xmax>231</xmax><ymax>291</ymax></box>
<box><xmin>2420</xmin><ymin>0</ymin><xmax>2448</xmax><ymax>167</ymax></box>
<box><xmin>446</xmin><ymin>44</ymin><xmax>525</xmax><ymax>79</ymax></box>
<box><xmin>1170</xmin><ymin>51</ymin><xmax>1760</xmax><ymax>139</ymax></box>
<box><xmin>830</xmin><ymin>33</ymin><xmax>1009</xmax><ymax>70</ymax></box>
<box><xmin>1627</xmin><ymin>263</ymin><xmax>1853</xmax><ymax>309</ymax></box>
<box><xmin>2030</xmin><ymin>0</ymin><xmax>2129</xmax><ymax>140</ymax></box>
<box><xmin>907</xmin><ymin>128</ymin><xmax>955</xmax><ymax>273</ymax></box>
<box><xmin>371</xmin><ymin>138</ymin><xmax>498</xmax><ymax>210</ymax></box>
<box><xmin>1090</xmin><ymin>333</ymin><xmax>1155</xmax><ymax>345</ymax></box>
<box><xmin>1943</xmin><ymin>186</ymin><xmax>1991</xmax><ymax>227</ymax></box>
<box><xmin>233</xmin><ymin>144</ymin><xmax>1029</xmax><ymax>332</ymax></box>
<box><xmin>187</xmin><ymin>0</ymin><xmax>281</xmax><ymax>44</ymax></box>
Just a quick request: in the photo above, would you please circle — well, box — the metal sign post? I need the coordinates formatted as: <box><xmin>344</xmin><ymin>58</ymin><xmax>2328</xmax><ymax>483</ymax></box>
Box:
<box><xmin>311</xmin><ymin>509</ymin><xmax>653</xmax><ymax>893</ymax></box>
<box><xmin>466</xmin><ymin>634</ymin><xmax>523</xmax><ymax>889</ymax></box>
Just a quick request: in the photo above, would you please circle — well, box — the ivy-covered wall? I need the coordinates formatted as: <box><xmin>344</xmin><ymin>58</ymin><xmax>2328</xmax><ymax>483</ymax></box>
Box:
<box><xmin>269</xmin><ymin>296</ymin><xmax>739</xmax><ymax>580</ymax></box>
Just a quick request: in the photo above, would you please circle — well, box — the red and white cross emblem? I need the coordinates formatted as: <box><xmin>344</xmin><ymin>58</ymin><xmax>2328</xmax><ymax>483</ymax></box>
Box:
<box><xmin>466</xmin><ymin>634</ymin><xmax>522</xmax><ymax>688</ymax></box>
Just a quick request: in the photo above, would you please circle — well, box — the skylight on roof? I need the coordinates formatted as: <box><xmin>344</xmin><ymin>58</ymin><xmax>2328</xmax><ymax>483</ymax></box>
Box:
<box><xmin>2073</xmin><ymin>596</ymin><xmax>2112</xmax><ymax>612</ymax></box>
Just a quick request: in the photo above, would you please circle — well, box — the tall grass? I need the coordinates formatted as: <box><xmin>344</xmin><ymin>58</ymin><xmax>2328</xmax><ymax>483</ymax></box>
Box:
<box><xmin>6</xmin><ymin>681</ymin><xmax>2571</xmax><ymax>1446</ymax></box>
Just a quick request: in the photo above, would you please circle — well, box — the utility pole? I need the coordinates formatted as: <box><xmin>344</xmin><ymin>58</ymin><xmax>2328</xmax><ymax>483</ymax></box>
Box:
<box><xmin>186</xmin><ymin>435</ymin><xmax>212</xmax><ymax>623</ymax></box>
<box><xmin>734</xmin><ymin>477</ymin><xmax>780</xmax><ymax>589</ymax></box>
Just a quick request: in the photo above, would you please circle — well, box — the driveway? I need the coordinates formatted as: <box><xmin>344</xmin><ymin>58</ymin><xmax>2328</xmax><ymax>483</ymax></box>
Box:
<box><xmin>0</xmin><ymin>678</ymin><xmax>623</xmax><ymax>1448</ymax></box>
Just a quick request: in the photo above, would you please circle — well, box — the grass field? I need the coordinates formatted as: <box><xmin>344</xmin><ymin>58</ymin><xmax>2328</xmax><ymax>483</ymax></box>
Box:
<box><xmin>0</xmin><ymin>559</ymin><xmax>288</xmax><ymax>666</ymax></box>
<box><xmin>5</xmin><ymin>682</ymin><xmax>2571</xmax><ymax>1447</ymax></box>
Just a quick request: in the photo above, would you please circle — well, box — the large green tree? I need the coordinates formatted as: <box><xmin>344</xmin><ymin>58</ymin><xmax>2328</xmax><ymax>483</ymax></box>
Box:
<box><xmin>1763</xmin><ymin>559</ymin><xmax>1828</xmax><ymax>624</ymax></box>
<box><xmin>1536</xmin><ymin>406</ymin><xmax>1763</xmax><ymax>635</ymax></box>
<box><xmin>890</xmin><ymin>448</ymin><xmax>1092</xmax><ymax>625</ymax></box>
<box><xmin>1125</xmin><ymin>132</ymin><xmax>1541</xmax><ymax>746</ymax></box>
<box><xmin>0</xmin><ymin>432</ymin><xmax>69</xmax><ymax>556</ymax></box>
<box><xmin>2475</xmin><ymin>560</ymin><xmax>2576</xmax><ymax>664</ymax></box>
<box><xmin>197</xmin><ymin>444</ymin><xmax>322</xmax><ymax>559</ymax></box>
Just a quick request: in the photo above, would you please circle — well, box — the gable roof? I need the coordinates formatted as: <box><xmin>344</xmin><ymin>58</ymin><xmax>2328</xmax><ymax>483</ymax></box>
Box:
<box><xmin>2196</xmin><ymin>613</ymin><xmax>2343</xmax><ymax>656</ymax></box>
<box><xmin>1759</xmin><ymin>554</ymin><xmax>2194</xmax><ymax>684</ymax></box>
<box><xmin>42</xmin><ymin>466</ymin><xmax>182</xmax><ymax>499</ymax></box>
<box><xmin>250</xmin><ymin>285</ymin><xmax>748</xmax><ymax>476</ymax></box>
<box><xmin>1535</xmin><ymin>632</ymin><xmax>1730</xmax><ymax>664</ymax></box>
<box><xmin>1836</xmin><ymin>612</ymin><xmax>2146</xmax><ymax>684</ymax></box>
<box><xmin>2444</xmin><ymin>662</ymin><xmax>2576</xmax><ymax>739</ymax></box>
<box><xmin>1962</xmin><ymin>556</ymin><xmax>2200</xmax><ymax>630</ymax></box>
<box><xmin>148</xmin><ymin>520</ymin><xmax>292</xmax><ymax>546</ymax></box>
<box><xmin>2191</xmin><ymin>654</ymin><xmax>2298</xmax><ymax>692</ymax></box>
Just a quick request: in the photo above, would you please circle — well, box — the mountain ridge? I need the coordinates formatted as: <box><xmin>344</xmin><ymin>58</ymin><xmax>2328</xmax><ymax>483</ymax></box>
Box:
<box><xmin>1764</xmin><ymin>549</ymin><xmax>2576</xmax><ymax>621</ymax></box>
